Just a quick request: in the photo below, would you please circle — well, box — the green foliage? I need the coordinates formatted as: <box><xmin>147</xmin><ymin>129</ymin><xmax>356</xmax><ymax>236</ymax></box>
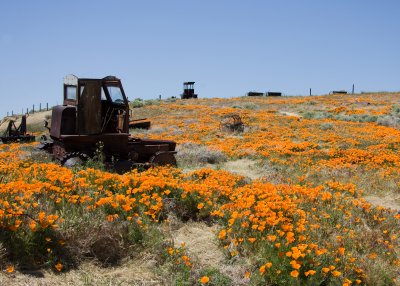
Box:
<box><xmin>0</xmin><ymin>227</ymin><xmax>72</xmax><ymax>271</ymax></box>
<box><xmin>130</xmin><ymin>99</ymin><xmax>144</xmax><ymax>108</ymax></box>
<box><xmin>320</xmin><ymin>122</ymin><xmax>334</xmax><ymax>131</ymax></box>
<box><xmin>144</xmin><ymin>99</ymin><xmax>161</xmax><ymax>106</ymax></box>
<box><xmin>130</xmin><ymin>98</ymin><xmax>161</xmax><ymax>109</ymax></box>
<box><xmin>85</xmin><ymin>141</ymin><xmax>105</xmax><ymax>170</ymax></box>
<box><xmin>196</xmin><ymin>268</ymin><xmax>232</xmax><ymax>286</ymax></box>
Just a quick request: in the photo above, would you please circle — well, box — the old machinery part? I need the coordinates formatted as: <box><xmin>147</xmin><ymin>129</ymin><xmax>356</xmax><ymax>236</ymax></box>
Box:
<box><xmin>220</xmin><ymin>114</ymin><xmax>246</xmax><ymax>133</ymax></box>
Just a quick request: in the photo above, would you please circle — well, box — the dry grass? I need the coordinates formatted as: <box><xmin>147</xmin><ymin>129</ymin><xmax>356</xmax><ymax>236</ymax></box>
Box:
<box><xmin>364</xmin><ymin>195</ymin><xmax>400</xmax><ymax>212</ymax></box>
<box><xmin>172</xmin><ymin>222</ymin><xmax>224</xmax><ymax>268</ymax></box>
<box><xmin>176</xmin><ymin>142</ymin><xmax>227</xmax><ymax>167</ymax></box>
<box><xmin>0</xmin><ymin>260</ymin><xmax>161</xmax><ymax>286</ymax></box>
<box><xmin>221</xmin><ymin>159</ymin><xmax>263</xmax><ymax>181</ymax></box>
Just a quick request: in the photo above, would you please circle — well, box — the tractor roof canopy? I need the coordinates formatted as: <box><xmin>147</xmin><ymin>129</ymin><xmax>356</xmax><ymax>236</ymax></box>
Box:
<box><xmin>63</xmin><ymin>74</ymin><xmax>128</xmax><ymax>106</ymax></box>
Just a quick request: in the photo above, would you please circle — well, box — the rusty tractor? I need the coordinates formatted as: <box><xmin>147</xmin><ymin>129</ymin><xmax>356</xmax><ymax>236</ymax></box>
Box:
<box><xmin>40</xmin><ymin>75</ymin><xmax>176</xmax><ymax>172</ymax></box>
<box><xmin>181</xmin><ymin>82</ymin><xmax>198</xmax><ymax>99</ymax></box>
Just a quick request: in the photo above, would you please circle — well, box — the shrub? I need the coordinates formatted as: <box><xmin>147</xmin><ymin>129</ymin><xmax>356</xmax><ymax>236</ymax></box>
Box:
<box><xmin>243</xmin><ymin>103</ymin><xmax>257</xmax><ymax>110</ymax></box>
<box><xmin>377</xmin><ymin>115</ymin><xmax>400</xmax><ymax>127</ymax></box>
<box><xmin>391</xmin><ymin>104</ymin><xmax>400</xmax><ymax>115</ymax></box>
<box><xmin>176</xmin><ymin>143</ymin><xmax>227</xmax><ymax>167</ymax></box>
<box><xmin>165</xmin><ymin>97</ymin><xmax>177</xmax><ymax>103</ymax></box>
<box><xmin>301</xmin><ymin>111</ymin><xmax>332</xmax><ymax>120</ymax></box>
<box><xmin>144</xmin><ymin>99</ymin><xmax>161</xmax><ymax>106</ymax></box>
<box><xmin>320</xmin><ymin>122</ymin><xmax>334</xmax><ymax>131</ymax></box>
<box><xmin>195</xmin><ymin>267</ymin><xmax>232</xmax><ymax>286</ymax></box>
<box><xmin>130</xmin><ymin>99</ymin><xmax>144</xmax><ymax>108</ymax></box>
<box><xmin>359</xmin><ymin>114</ymin><xmax>377</xmax><ymax>122</ymax></box>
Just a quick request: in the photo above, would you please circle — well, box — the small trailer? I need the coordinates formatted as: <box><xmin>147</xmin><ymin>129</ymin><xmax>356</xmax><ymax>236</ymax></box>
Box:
<box><xmin>266</xmin><ymin>92</ymin><xmax>282</xmax><ymax>96</ymax></box>
<box><xmin>0</xmin><ymin>115</ymin><xmax>35</xmax><ymax>144</ymax></box>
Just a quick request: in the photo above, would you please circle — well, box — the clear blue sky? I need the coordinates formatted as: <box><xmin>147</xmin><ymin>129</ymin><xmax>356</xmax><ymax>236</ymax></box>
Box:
<box><xmin>1</xmin><ymin>1</ymin><xmax>399</xmax><ymax>116</ymax></box>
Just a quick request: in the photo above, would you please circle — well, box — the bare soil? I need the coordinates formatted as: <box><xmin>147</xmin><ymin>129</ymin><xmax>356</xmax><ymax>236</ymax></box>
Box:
<box><xmin>278</xmin><ymin>110</ymin><xmax>302</xmax><ymax>118</ymax></box>
<box><xmin>222</xmin><ymin>158</ymin><xmax>264</xmax><ymax>180</ymax></box>
<box><xmin>172</xmin><ymin>222</ymin><xmax>224</xmax><ymax>268</ymax></box>
<box><xmin>364</xmin><ymin>194</ymin><xmax>400</xmax><ymax>212</ymax></box>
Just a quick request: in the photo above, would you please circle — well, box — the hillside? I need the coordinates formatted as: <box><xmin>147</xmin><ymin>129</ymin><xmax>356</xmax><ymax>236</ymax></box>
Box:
<box><xmin>0</xmin><ymin>93</ymin><xmax>399</xmax><ymax>285</ymax></box>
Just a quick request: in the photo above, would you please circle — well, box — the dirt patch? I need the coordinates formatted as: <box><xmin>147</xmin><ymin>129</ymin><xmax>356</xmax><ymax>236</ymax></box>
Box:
<box><xmin>278</xmin><ymin>110</ymin><xmax>302</xmax><ymax>118</ymax></box>
<box><xmin>172</xmin><ymin>222</ymin><xmax>224</xmax><ymax>268</ymax></box>
<box><xmin>222</xmin><ymin>158</ymin><xmax>263</xmax><ymax>180</ymax></box>
<box><xmin>364</xmin><ymin>195</ymin><xmax>400</xmax><ymax>211</ymax></box>
<box><xmin>26</xmin><ymin>111</ymin><xmax>52</xmax><ymax>126</ymax></box>
<box><xmin>172</xmin><ymin>222</ymin><xmax>250</xmax><ymax>285</ymax></box>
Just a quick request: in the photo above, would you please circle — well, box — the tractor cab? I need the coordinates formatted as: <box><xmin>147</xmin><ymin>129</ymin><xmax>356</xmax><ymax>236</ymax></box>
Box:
<box><xmin>58</xmin><ymin>74</ymin><xmax>129</xmax><ymax>137</ymax></box>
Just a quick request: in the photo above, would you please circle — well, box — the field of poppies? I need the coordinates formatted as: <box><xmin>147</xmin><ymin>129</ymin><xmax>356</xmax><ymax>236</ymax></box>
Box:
<box><xmin>1</xmin><ymin>93</ymin><xmax>399</xmax><ymax>285</ymax></box>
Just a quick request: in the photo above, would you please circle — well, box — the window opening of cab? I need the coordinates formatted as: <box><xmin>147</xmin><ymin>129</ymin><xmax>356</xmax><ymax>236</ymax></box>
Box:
<box><xmin>66</xmin><ymin>86</ymin><xmax>77</xmax><ymax>100</ymax></box>
<box><xmin>101</xmin><ymin>87</ymin><xmax>107</xmax><ymax>100</ymax></box>
<box><xmin>106</xmin><ymin>85</ymin><xmax>124</xmax><ymax>104</ymax></box>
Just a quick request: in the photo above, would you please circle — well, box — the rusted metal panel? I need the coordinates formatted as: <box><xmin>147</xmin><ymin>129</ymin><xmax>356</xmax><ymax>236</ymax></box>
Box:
<box><xmin>129</xmin><ymin>118</ymin><xmax>151</xmax><ymax>129</ymax></box>
<box><xmin>50</xmin><ymin>105</ymin><xmax>76</xmax><ymax>138</ymax></box>
<box><xmin>64</xmin><ymin>74</ymin><xmax>78</xmax><ymax>86</ymax></box>
<box><xmin>53</xmin><ymin>133</ymin><xmax>129</xmax><ymax>161</ymax></box>
<box><xmin>77</xmin><ymin>81</ymin><xmax>102</xmax><ymax>135</ymax></box>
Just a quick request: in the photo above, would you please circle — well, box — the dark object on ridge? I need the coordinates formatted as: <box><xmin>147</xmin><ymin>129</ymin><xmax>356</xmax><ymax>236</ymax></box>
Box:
<box><xmin>331</xmin><ymin>90</ymin><xmax>348</xmax><ymax>94</ymax></box>
<box><xmin>181</xmin><ymin>82</ymin><xmax>198</xmax><ymax>99</ymax></box>
<box><xmin>247</xmin><ymin>92</ymin><xmax>264</xmax><ymax>96</ymax></box>
<box><xmin>267</xmin><ymin>92</ymin><xmax>282</xmax><ymax>96</ymax></box>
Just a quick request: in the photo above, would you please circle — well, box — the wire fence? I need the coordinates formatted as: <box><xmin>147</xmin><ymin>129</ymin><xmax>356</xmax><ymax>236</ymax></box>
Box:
<box><xmin>5</xmin><ymin>103</ymin><xmax>53</xmax><ymax>117</ymax></box>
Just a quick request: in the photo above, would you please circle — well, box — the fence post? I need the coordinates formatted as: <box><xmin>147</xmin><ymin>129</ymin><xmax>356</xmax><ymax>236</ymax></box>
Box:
<box><xmin>352</xmin><ymin>84</ymin><xmax>354</xmax><ymax>94</ymax></box>
<box><xmin>26</xmin><ymin>108</ymin><xmax>28</xmax><ymax>114</ymax></box>
<box><xmin>309</xmin><ymin>88</ymin><xmax>312</xmax><ymax>96</ymax></box>
<box><xmin>12</xmin><ymin>110</ymin><xmax>13</xmax><ymax>116</ymax></box>
<box><xmin>33</xmin><ymin>104</ymin><xmax>34</xmax><ymax>114</ymax></box>
<box><xmin>47</xmin><ymin>103</ymin><xmax>48</xmax><ymax>111</ymax></box>
<box><xmin>40</xmin><ymin>103</ymin><xmax>41</xmax><ymax>111</ymax></box>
